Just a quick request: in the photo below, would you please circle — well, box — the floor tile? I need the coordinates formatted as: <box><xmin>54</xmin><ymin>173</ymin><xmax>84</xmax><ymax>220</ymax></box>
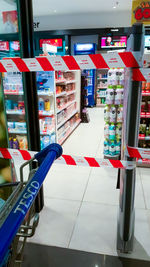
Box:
<box><xmin>30</xmin><ymin>198</ymin><xmax>80</xmax><ymax>247</ymax></box>
<box><xmin>44</xmin><ymin>165</ymin><xmax>91</xmax><ymax>201</ymax></box>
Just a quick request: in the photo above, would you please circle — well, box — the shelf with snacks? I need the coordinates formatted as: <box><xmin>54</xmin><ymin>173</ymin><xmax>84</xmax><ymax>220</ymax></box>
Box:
<box><xmin>138</xmin><ymin>81</ymin><xmax>150</xmax><ymax>167</ymax></box>
<box><xmin>96</xmin><ymin>69</ymin><xmax>108</xmax><ymax>107</ymax></box>
<box><xmin>4</xmin><ymin>90</ymin><xmax>24</xmax><ymax>96</ymax></box>
<box><xmin>58</xmin><ymin>117</ymin><xmax>81</xmax><ymax>145</ymax></box>
<box><xmin>103</xmin><ymin>68</ymin><xmax>125</xmax><ymax>158</ymax></box>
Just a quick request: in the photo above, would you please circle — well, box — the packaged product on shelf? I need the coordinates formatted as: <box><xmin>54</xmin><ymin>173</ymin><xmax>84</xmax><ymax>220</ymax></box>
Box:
<box><xmin>44</xmin><ymin>99</ymin><xmax>50</xmax><ymax>111</ymax></box>
<box><xmin>110</xmin><ymin>105</ymin><xmax>116</xmax><ymax>123</ymax></box>
<box><xmin>146</xmin><ymin>126</ymin><xmax>150</xmax><ymax>137</ymax></box>
<box><xmin>9</xmin><ymin>137</ymin><xmax>13</xmax><ymax>148</ymax></box>
<box><xmin>15</xmin><ymin>122</ymin><xmax>26</xmax><ymax>131</ymax></box>
<box><xmin>116</xmin><ymin>141</ymin><xmax>121</xmax><ymax>155</ymax></box>
<box><xmin>104</xmin><ymin>140</ymin><xmax>109</xmax><ymax>155</ymax></box>
<box><xmin>40</xmin><ymin>136</ymin><xmax>51</xmax><ymax>150</ymax></box>
<box><xmin>109</xmin><ymin>141</ymin><xmax>116</xmax><ymax>156</ymax></box>
<box><xmin>13</xmin><ymin>138</ymin><xmax>19</xmax><ymax>149</ymax></box>
<box><xmin>118</xmin><ymin>69</ymin><xmax>125</xmax><ymax>86</ymax></box>
<box><xmin>116</xmin><ymin>123</ymin><xmax>122</xmax><ymax>141</ymax></box>
<box><xmin>108</xmin><ymin>69</ymin><xmax>117</xmax><ymax>85</ymax></box>
<box><xmin>6</xmin><ymin>100</ymin><xmax>12</xmax><ymax>110</ymax></box>
<box><xmin>114</xmin><ymin>86</ymin><xmax>123</xmax><ymax>105</ymax></box>
<box><xmin>16</xmin><ymin>135</ymin><xmax>28</xmax><ymax>150</ymax></box>
<box><xmin>109</xmin><ymin>124</ymin><xmax>116</xmax><ymax>141</ymax></box>
<box><xmin>117</xmin><ymin>105</ymin><xmax>123</xmax><ymax>123</ymax></box>
<box><xmin>39</xmin><ymin>98</ymin><xmax>45</xmax><ymax>111</ymax></box>
<box><xmin>106</xmin><ymin>86</ymin><xmax>114</xmax><ymax>104</ymax></box>
<box><xmin>7</xmin><ymin>122</ymin><xmax>15</xmax><ymax>130</ymax></box>
<box><xmin>139</xmin><ymin>124</ymin><xmax>146</xmax><ymax>136</ymax></box>
<box><xmin>18</xmin><ymin>101</ymin><xmax>25</xmax><ymax>110</ymax></box>
<box><xmin>104</xmin><ymin>105</ymin><xmax>110</xmax><ymax>122</ymax></box>
<box><xmin>104</xmin><ymin>123</ymin><xmax>109</xmax><ymax>140</ymax></box>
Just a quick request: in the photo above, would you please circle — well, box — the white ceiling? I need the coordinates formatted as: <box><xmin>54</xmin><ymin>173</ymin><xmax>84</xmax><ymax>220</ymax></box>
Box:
<box><xmin>32</xmin><ymin>0</ymin><xmax>132</xmax><ymax>16</ymax></box>
<box><xmin>2</xmin><ymin>0</ymin><xmax>132</xmax><ymax>17</ymax></box>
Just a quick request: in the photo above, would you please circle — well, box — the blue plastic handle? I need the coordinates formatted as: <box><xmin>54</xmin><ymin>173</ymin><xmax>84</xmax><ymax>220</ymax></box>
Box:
<box><xmin>0</xmin><ymin>143</ymin><xmax>62</xmax><ymax>264</ymax></box>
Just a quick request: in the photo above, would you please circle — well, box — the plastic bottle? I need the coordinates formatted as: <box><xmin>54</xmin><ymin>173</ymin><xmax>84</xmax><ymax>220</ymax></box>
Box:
<box><xmin>110</xmin><ymin>105</ymin><xmax>116</xmax><ymax>123</ymax></box>
<box><xmin>39</xmin><ymin>98</ymin><xmax>44</xmax><ymax>111</ymax></box>
<box><xmin>104</xmin><ymin>123</ymin><xmax>109</xmax><ymax>140</ymax></box>
<box><xmin>44</xmin><ymin>99</ymin><xmax>50</xmax><ymax>111</ymax></box>
<box><xmin>109</xmin><ymin>123</ymin><xmax>116</xmax><ymax>141</ymax></box>
<box><xmin>13</xmin><ymin>138</ymin><xmax>19</xmax><ymax>149</ymax></box>
<box><xmin>109</xmin><ymin>142</ymin><xmax>116</xmax><ymax>156</ymax></box>
<box><xmin>116</xmin><ymin>123</ymin><xmax>122</xmax><ymax>141</ymax></box>
<box><xmin>9</xmin><ymin>137</ymin><xmax>13</xmax><ymax>149</ymax></box>
<box><xmin>114</xmin><ymin>85</ymin><xmax>122</xmax><ymax>105</ymax></box>
<box><xmin>116</xmin><ymin>141</ymin><xmax>121</xmax><ymax>155</ymax></box>
<box><xmin>106</xmin><ymin>86</ymin><xmax>114</xmax><ymax>105</ymax></box>
<box><xmin>104</xmin><ymin>140</ymin><xmax>109</xmax><ymax>155</ymax></box>
<box><xmin>104</xmin><ymin>105</ymin><xmax>110</xmax><ymax>123</ymax></box>
<box><xmin>117</xmin><ymin>105</ymin><xmax>123</xmax><ymax>123</ymax></box>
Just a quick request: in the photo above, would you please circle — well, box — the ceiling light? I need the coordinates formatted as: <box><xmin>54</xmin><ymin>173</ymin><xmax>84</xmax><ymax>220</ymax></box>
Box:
<box><xmin>113</xmin><ymin>6</ymin><xmax>116</xmax><ymax>9</ymax></box>
<box><xmin>113</xmin><ymin>1</ymin><xmax>119</xmax><ymax>9</ymax></box>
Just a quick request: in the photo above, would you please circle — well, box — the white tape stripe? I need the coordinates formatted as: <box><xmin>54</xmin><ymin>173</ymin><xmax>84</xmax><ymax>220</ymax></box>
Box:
<box><xmin>48</xmin><ymin>56</ymin><xmax>69</xmax><ymax>71</ymax></box>
<box><xmin>1</xmin><ymin>59</ymin><xmax>19</xmax><ymax>72</ymax></box>
<box><xmin>102</xmin><ymin>53</ymin><xmax>126</xmax><ymax>69</ymax></box>
<box><xmin>73</xmin><ymin>55</ymin><xmax>96</xmax><ymax>70</ymax></box>
<box><xmin>23</xmin><ymin>59</ymin><xmax>44</xmax><ymax>72</ymax></box>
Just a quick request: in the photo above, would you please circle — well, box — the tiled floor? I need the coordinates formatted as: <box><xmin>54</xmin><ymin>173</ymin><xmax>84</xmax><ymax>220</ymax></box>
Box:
<box><xmin>29</xmin><ymin>108</ymin><xmax>150</xmax><ymax>262</ymax></box>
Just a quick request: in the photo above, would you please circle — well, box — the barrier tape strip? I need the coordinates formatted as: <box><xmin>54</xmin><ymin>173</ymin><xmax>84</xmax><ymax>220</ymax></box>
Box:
<box><xmin>0</xmin><ymin>148</ymin><xmax>135</xmax><ymax>169</ymax></box>
<box><xmin>126</xmin><ymin>145</ymin><xmax>150</xmax><ymax>159</ymax></box>
<box><xmin>0</xmin><ymin>52</ymin><xmax>141</xmax><ymax>73</ymax></box>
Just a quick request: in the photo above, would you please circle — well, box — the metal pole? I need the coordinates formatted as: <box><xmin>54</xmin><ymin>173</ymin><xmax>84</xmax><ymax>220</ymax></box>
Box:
<box><xmin>117</xmin><ymin>23</ymin><xmax>144</xmax><ymax>253</ymax></box>
<box><xmin>16</xmin><ymin>0</ymin><xmax>44</xmax><ymax>212</ymax></box>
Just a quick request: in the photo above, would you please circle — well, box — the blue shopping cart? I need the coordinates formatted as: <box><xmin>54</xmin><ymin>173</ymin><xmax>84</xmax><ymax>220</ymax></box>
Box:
<box><xmin>0</xmin><ymin>143</ymin><xmax>62</xmax><ymax>267</ymax></box>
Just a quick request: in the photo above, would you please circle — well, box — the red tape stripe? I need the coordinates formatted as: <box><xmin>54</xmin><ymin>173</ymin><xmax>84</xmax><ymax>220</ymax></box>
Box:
<box><xmin>84</xmin><ymin>157</ymin><xmax>100</xmax><ymax>167</ymax></box>
<box><xmin>127</xmin><ymin>146</ymin><xmax>141</xmax><ymax>159</ymax></box>
<box><xmin>62</xmin><ymin>155</ymin><xmax>77</xmax><ymax>165</ymax></box>
<box><xmin>109</xmin><ymin>160</ymin><xmax>124</xmax><ymax>169</ymax></box>
<box><xmin>11</xmin><ymin>58</ymin><xmax>30</xmax><ymax>72</ymax></box>
<box><xmin>132</xmin><ymin>69</ymin><xmax>146</xmax><ymax>82</ymax></box>
<box><xmin>36</xmin><ymin>57</ymin><xmax>54</xmax><ymax>71</ymax></box>
<box><xmin>89</xmin><ymin>54</ymin><xmax>109</xmax><ymax>69</ymax></box>
<box><xmin>0</xmin><ymin>62</ymin><xmax>7</xmax><ymax>72</ymax></box>
<box><xmin>0</xmin><ymin>148</ymin><xmax>12</xmax><ymax>159</ymax></box>
<box><xmin>119</xmin><ymin>52</ymin><xmax>139</xmax><ymax>68</ymax></box>
<box><xmin>62</xmin><ymin>56</ymin><xmax>80</xmax><ymax>70</ymax></box>
<box><xmin>19</xmin><ymin>150</ymin><xmax>32</xmax><ymax>160</ymax></box>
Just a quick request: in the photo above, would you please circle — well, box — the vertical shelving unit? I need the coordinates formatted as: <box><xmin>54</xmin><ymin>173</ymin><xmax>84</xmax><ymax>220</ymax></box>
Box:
<box><xmin>138</xmin><ymin>80</ymin><xmax>150</xmax><ymax>167</ymax></box>
<box><xmin>96</xmin><ymin>69</ymin><xmax>108</xmax><ymax>107</ymax></box>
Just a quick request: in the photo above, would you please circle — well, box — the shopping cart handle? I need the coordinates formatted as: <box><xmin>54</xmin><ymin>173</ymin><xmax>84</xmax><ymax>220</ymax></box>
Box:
<box><xmin>0</xmin><ymin>143</ymin><xmax>62</xmax><ymax>264</ymax></box>
<box><xmin>34</xmin><ymin>143</ymin><xmax>63</xmax><ymax>165</ymax></box>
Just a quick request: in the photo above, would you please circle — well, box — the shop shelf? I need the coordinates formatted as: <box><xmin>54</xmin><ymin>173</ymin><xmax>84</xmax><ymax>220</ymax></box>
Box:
<box><xmin>58</xmin><ymin>119</ymin><xmax>81</xmax><ymax>145</ymax></box>
<box><xmin>57</xmin><ymin>109</ymin><xmax>78</xmax><ymax>129</ymax></box>
<box><xmin>6</xmin><ymin>110</ymin><xmax>25</xmax><ymax>115</ymax></box>
<box><xmin>65</xmin><ymin>80</ymin><xmax>76</xmax><ymax>84</ymax></box>
<box><xmin>57</xmin><ymin>100</ymin><xmax>76</xmax><ymax>114</ymax></box>
<box><xmin>56</xmin><ymin>79</ymin><xmax>66</xmax><ymax>84</ymax></box>
<box><xmin>37</xmin><ymin>91</ymin><xmax>54</xmax><ymax>97</ymax></box>
<box><xmin>39</xmin><ymin>110</ymin><xmax>54</xmax><ymax>116</ymax></box>
<box><xmin>97</xmin><ymin>95</ymin><xmax>106</xmax><ymax>98</ymax></box>
<box><xmin>40</xmin><ymin>130</ymin><xmax>55</xmax><ymax>136</ymax></box>
<box><xmin>8</xmin><ymin>129</ymin><xmax>27</xmax><ymax>134</ymax></box>
<box><xmin>142</xmin><ymin>90</ymin><xmax>150</xmax><ymax>96</ymax></box>
<box><xmin>97</xmin><ymin>87</ymin><xmax>107</xmax><ymax>90</ymax></box>
<box><xmin>139</xmin><ymin>135</ymin><xmax>150</xmax><ymax>140</ymax></box>
<box><xmin>96</xmin><ymin>104</ymin><xmax>106</xmax><ymax>107</ymax></box>
<box><xmin>4</xmin><ymin>90</ymin><xmax>24</xmax><ymax>96</ymax></box>
<box><xmin>56</xmin><ymin>92</ymin><xmax>66</xmax><ymax>97</ymax></box>
<box><xmin>67</xmin><ymin>90</ymin><xmax>76</xmax><ymax>96</ymax></box>
<box><xmin>97</xmin><ymin>78</ymin><xmax>108</xmax><ymax>80</ymax></box>
<box><xmin>141</xmin><ymin>112</ymin><xmax>150</xmax><ymax>118</ymax></box>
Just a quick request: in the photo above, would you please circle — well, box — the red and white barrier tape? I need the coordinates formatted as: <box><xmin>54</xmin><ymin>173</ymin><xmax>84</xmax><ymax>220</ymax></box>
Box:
<box><xmin>0</xmin><ymin>52</ymin><xmax>141</xmax><ymax>72</ymax></box>
<box><xmin>0</xmin><ymin>148</ymin><xmax>135</xmax><ymax>170</ymax></box>
<box><xmin>126</xmin><ymin>145</ymin><xmax>150</xmax><ymax>159</ymax></box>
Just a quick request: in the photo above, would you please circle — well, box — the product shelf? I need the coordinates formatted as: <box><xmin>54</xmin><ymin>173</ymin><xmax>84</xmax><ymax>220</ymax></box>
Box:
<box><xmin>4</xmin><ymin>90</ymin><xmax>24</xmax><ymax>96</ymax></box>
<box><xmin>140</xmin><ymin>112</ymin><xmax>150</xmax><ymax>118</ymax></box>
<box><xmin>142</xmin><ymin>91</ymin><xmax>150</xmax><ymax>96</ymax></box>
<box><xmin>97</xmin><ymin>78</ymin><xmax>108</xmax><ymax>80</ymax></box>
<box><xmin>67</xmin><ymin>90</ymin><xmax>76</xmax><ymax>96</ymax></box>
<box><xmin>40</xmin><ymin>130</ymin><xmax>55</xmax><ymax>136</ymax></box>
<box><xmin>37</xmin><ymin>92</ymin><xmax>54</xmax><ymax>97</ymax></box>
<box><xmin>56</xmin><ymin>92</ymin><xmax>66</xmax><ymax>97</ymax></box>
<box><xmin>39</xmin><ymin>110</ymin><xmax>54</xmax><ymax>116</ymax></box>
<box><xmin>6</xmin><ymin>110</ymin><xmax>25</xmax><ymax>115</ymax></box>
<box><xmin>57</xmin><ymin>100</ymin><xmax>76</xmax><ymax>114</ymax></box>
<box><xmin>139</xmin><ymin>136</ymin><xmax>150</xmax><ymax>140</ymax></box>
<box><xmin>8</xmin><ymin>129</ymin><xmax>27</xmax><ymax>134</ymax></box>
<box><xmin>57</xmin><ymin>109</ymin><xmax>78</xmax><ymax>129</ymax></box>
<box><xmin>55</xmin><ymin>79</ymin><xmax>66</xmax><ymax>84</ymax></box>
<box><xmin>58</xmin><ymin>119</ymin><xmax>81</xmax><ymax>145</ymax></box>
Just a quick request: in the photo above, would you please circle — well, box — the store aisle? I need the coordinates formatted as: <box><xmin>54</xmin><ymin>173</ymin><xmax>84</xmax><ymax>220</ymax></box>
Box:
<box><xmin>29</xmin><ymin>108</ymin><xmax>150</xmax><ymax>262</ymax></box>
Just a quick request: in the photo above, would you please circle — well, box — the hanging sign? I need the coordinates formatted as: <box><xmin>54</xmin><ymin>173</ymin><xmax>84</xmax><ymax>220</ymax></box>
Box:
<box><xmin>131</xmin><ymin>1</ymin><xmax>150</xmax><ymax>25</ymax></box>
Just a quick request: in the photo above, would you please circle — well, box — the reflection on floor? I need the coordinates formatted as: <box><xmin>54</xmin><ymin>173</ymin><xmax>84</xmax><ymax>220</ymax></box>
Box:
<box><xmin>23</xmin><ymin>243</ymin><xmax>150</xmax><ymax>267</ymax></box>
<box><xmin>26</xmin><ymin>108</ymin><xmax>150</xmax><ymax>262</ymax></box>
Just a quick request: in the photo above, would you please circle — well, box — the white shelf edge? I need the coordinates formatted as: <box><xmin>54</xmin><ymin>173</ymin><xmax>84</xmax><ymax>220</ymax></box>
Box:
<box><xmin>57</xmin><ymin>100</ymin><xmax>76</xmax><ymax>114</ymax></box>
<box><xmin>57</xmin><ymin>109</ymin><xmax>78</xmax><ymax>129</ymax></box>
<box><xmin>58</xmin><ymin>120</ymin><xmax>81</xmax><ymax>144</ymax></box>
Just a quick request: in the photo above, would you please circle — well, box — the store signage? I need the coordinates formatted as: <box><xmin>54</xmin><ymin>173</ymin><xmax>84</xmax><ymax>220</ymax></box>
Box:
<box><xmin>101</xmin><ymin>36</ymin><xmax>127</xmax><ymax>49</ymax></box>
<box><xmin>0</xmin><ymin>41</ymin><xmax>9</xmax><ymax>51</ymax></box>
<box><xmin>132</xmin><ymin>1</ymin><xmax>150</xmax><ymax>25</ymax></box>
<box><xmin>10</xmin><ymin>41</ymin><xmax>20</xmax><ymax>51</ymax></box>
<box><xmin>40</xmin><ymin>39</ymin><xmax>63</xmax><ymax>48</ymax></box>
<box><xmin>42</xmin><ymin>43</ymin><xmax>57</xmax><ymax>53</ymax></box>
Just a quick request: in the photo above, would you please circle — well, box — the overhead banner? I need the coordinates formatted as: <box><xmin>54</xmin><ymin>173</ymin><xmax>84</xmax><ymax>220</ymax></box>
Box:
<box><xmin>131</xmin><ymin>1</ymin><xmax>150</xmax><ymax>25</ymax></box>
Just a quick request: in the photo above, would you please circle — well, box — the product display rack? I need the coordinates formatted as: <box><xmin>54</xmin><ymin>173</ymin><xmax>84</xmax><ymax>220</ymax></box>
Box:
<box><xmin>138</xmin><ymin>80</ymin><xmax>150</xmax><ymax>167</ymax></box>
<box><xmin>2</xmin><ymin>70</ymin><xmax>81</xmax><ymax>150</ymax></box>
<box><xmin>55</xmin><ymin>70</ymin><xmax>81</xmax><ymax>145</ymax></box>
<box><xmin>103</xmin><ymin>68</ymin><xmax>124</xmax><ymax>158</ymax></box>
<box><xmin>96</xmin><ymin>69</ymin><xmax>108</xmax><ymax>107</ymax></box>
<box><xmin>3</xmin><ymin>72</ymin><xmax>28</xmax><ymax>150</ymax></box>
